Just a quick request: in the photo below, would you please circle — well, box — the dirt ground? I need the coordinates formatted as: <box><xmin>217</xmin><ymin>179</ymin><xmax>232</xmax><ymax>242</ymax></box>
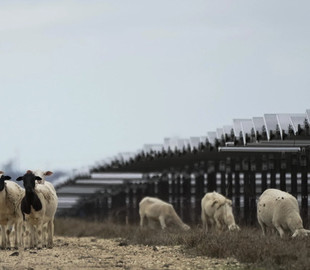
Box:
<box><xmin>0</xmin><ymin>236</ymin><xmax>245</xmax><ymax>270</ymax></box>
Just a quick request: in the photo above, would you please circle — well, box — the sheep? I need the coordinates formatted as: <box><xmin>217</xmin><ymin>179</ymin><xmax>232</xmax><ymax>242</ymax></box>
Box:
<box><xmin>23</xmin><ymin>170</ymin><xmax>56</xmax><ymax>248</ymax></box>
<box><xmin>257</xmin><ymin>188</ymin><xmax>310</xmax><ymax>238</ymax></box>
<box><xmin>16</xmin><ymin>170</ymin><xmax>58</xmax><ymax>248</ymax></box>
<box><xmin>139</xmin><ymin>197</ymin><xmax>190</xmax><ymax>231</ymax></box>
<box><xmin>0</xmin><ymin>171</ymin><xmax>24</xmax><ymax>249</ymax></box>
<box><xmin>201</xmin><ymin>191</ymin><xmax>240</xmax><ymax>233</ymax></box>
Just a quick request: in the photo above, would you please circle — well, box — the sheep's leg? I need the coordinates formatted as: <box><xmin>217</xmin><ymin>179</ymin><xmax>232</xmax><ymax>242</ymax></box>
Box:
<box><xmin>274</xmin><ymin>224</ymin><xmax>285</xmax><ymax>238</ymax></box>
<box><xmin>42</xmin><ymin>225</ymin><xmax>47</xmax><ymax>247</ymax></box>
<box><xmin>209</xmin><ymin>219</ymin><xmax>215</xmax><ymax>231</ymax></box>
<box><xmin>13</xmin><ymin>224</ymin><xmax>18</xmax><ymax>248</ymax></box>
<box><xmin>6</xmin><ymin>226</ymin><xmax>11</xmax><ymax>249</ymax></box>
<box><xmin>201</xmin><ymin>212</ymin><xmax>208</xmax><ymax>234</ymax></box>
<box><xmin>214</xmin><ymin>217</ymin><xmax>223</xmax><ymax>232</ymax></box>
<box><xmin>140</xmin><ymin>214</ymin><xmax>145</xmax><ymax>228</ymax></box>
<box><xmin>30</xmin><ymin>224</ymin><xmax>36</xmax><ymax>248</ymax></box>
<box><xmin>148</xmin><ymin>218</ymin><xmax>157</xmax><ymax>229</ymax></box>
<box><xmin>15</xmin><ymin>221</ymin><xmax>23</xmax><ymax>249</ymax></box>
<box><xmin>24</xmin><ymin>223</ymin><xmax>31</xmax><ymax>249</ymax></box>
<box><xmin>47</xmin><ymin>221</ymin><xmax>54</xmax><ymax>248</ymax></box>
<box><xmin>37</xmin><ymin>223</ymin><xmax>44</xmax><ymax>249</ymax></box>
<box><xmin>1</xmin><ymin>225</ymin><xmax>6</xmax><ymax>249</ymax></box>
<box><xmin>258</xmin><ymin>220</ymin><xmax>267</xmax><ymax>236</ymax></box>
<box><xmin>158</xmin><ymin>216</ymin><xmax>167</xmax><ymax>230</ymax></box>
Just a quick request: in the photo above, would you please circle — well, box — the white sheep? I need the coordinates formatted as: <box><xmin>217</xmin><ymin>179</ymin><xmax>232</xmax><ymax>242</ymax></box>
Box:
<box><xmin>0</xmin><ymin>171</ymin><xmax>24</xmax><ymax>249</ymax></box>
<box><xmin>257</xmin><ymin>188</ymin><xmax>310</xmax><ymax>238</ymax></box>
<box><xmin>139</xmin><ymin>197</ymin><xmax>190</xmax><ymax>231</ymax></box>
<box><xmin>16</xmin><ymin>170</ymin><xmax>58</xmax><ymax>248</ymax></box>
<box><xmin>201</xmin><ymin>191</ymin><xmax>240</xmax><ymax>233</ymax></box>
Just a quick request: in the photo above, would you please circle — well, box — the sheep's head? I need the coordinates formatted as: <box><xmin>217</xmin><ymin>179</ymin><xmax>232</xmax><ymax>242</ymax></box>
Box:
<box><xmin>33</xmin><ymin>170</ymin><xmax>53</xmax><ymax>184</ymax></box>
<box><xmin>228</xmin><ymin>224</ymin><xmax>240</xmax><ymax>231</ymax></box>
<box><xmin>292</xmin><ymin>229</ymin><xmax>310</xmax><ymax>238</ymax></box>
<box><xmin>16</xmin><ymin>170</ymin><xmax>42</xmax><ymax>193</ymax></box>
<box><xmin>182</xmin><ymin>224</ymin><xmax>191</xmax><ymax>231</ymax></box>
<box><xmin>0</xmin><ymin>172</ymin><xmax>11</xmax><ymax>192</ymax></box>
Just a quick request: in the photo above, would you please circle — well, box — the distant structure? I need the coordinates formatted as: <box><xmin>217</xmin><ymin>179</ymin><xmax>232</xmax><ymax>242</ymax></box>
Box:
<box><xmin>56</xmin><ymin>109</ymin><xmax>310</xmax><ymax>226</ymax></box>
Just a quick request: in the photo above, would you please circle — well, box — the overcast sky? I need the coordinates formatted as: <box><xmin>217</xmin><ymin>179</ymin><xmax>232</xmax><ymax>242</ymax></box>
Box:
<box><xmin>1</xmin><ymin>0</ymin><xmax>310</xmax><ymax>172</ymax></box>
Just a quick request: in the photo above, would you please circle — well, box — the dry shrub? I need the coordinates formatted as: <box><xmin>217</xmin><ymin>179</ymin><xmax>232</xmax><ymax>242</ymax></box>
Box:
<box><xmin>182</xmin><ymin>227</ymin><xmax>310</xmax><ymax>270</ymax></box>
<box><xmin>55</xmin><ymin>219</ymin><xmax>310</xmax><ymax>270</ymax></box>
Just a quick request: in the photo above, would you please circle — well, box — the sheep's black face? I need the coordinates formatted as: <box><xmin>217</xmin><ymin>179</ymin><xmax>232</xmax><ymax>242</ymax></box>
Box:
<box><xmin>0</xmin><ymin>174</ymin><xmax>11</xmax><ymax>192</ymax></box>
<box><xmin>16</xmin><ymin>171</ymin><xmax>41</xmax><ymax>193</ymax></box>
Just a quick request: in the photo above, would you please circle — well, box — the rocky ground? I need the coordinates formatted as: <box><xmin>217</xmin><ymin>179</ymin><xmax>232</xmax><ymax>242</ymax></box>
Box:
<box><xmin>0</xmin><ymin>236</ymin><xmax>245</xmax><ymax>270</ymax></box>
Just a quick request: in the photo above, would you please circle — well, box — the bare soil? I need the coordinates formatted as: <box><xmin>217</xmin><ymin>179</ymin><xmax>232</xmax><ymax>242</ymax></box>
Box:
<box><xmin>0</xmin><ymin>236</ymin><xmax>244</xmax><ymax>270</ymax></box>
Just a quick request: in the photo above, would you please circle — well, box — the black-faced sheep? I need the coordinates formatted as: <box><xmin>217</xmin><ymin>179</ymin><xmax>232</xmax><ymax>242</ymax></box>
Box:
<box><xmin>201</xmin><ymin>191</ymin><xmax>240</xmax><ymax>233</ymax></box>
<box><xmin>139</xmin><ymin>197</ymin><xmax>190</xmax><ymax>231</ymax></box>
<box><xmin>16</xmin><ymin>170</ymin><xmax>58</xmax><ymax>248</ymax></box>
<box><xmin>257</xmin><ymin>188</ymin><xmax>310</xmax><ymax>238</ymax></box>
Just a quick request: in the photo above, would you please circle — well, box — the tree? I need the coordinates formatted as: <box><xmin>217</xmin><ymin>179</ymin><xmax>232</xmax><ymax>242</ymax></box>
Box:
<box><xmin>250</xmin><ymin>128</ymin><xmax>256</xmax><ymax>143</ymax></box>
<box><xmin>205</xmin><ymin>138</ymin><xmax>211</xmax><ymax>151</ymax></box>
<box><xmin>245</xmin><ymin>133</ymin><xmax>250</xmax><ymax>144</ymax></box>
<box><xmin>256</xmin><ymin>131</ymin><xmax>261</xmax><ymax>142</ymax></box>
<box><xmin>269</xmin><ymin>130</ymin><xmax>275</xmax><ymax>140</ymax></box>
<box><xmin>288</xmin><ymin>124</ymin><xmax>294</xmax><ymax>138</ymax></box>
<box><xmin>238</xmin><ymin>131</ymin><xmax>244</xmax><ymax>145</ymax></box>
<box><xmin>214</xmin><ymin>138</ymin><xmax>220</xmax><ymax>149</ymax></box>
<box><xmin>220</xmin><ymin>134</ymin><xmax>226</xmax><ymax>146</ymax></box>
<box><xmin>304</xmin><ymin>118</ymin><xmax>310</xmax><ymax>136</ymax></box>
<box><xmin>261</xmin><ymin>125</ymin><xmax>267</xmax><ymax>140</ymax></box>
<box><xmin>297</xmin><ymin>124</ymin><xmax>303</xmax><ymax>136</ymax></box>
<box><xmin>275</xmin><ymin>124</ymin><xmax>281</xmax><ymax>139</ymax></box>
<box><xmin>230</xmin><ymin>128</ymin><xmax>235</xmax><ymax>141</ymax></box>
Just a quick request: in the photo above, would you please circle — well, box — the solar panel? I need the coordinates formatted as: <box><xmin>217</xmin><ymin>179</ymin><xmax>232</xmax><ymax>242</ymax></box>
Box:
<box><xmin>190</xmin><ymin>137</ymin><xmax>200</xmax><ymax>148</ymax></box>
<box><xmin>264</xmin><ymin>114</ymin><xmax>278</xmax><ymax>140</ymax></box>
<box><xmin>240</xmin><ymin>119</ymin><xmax>254</xmax><ymax>144</ymax></box>
<box><xmin>252</xmin><ymin>117</ymin><xmax>265</xmax><ymax>135</ymax></box>
<box><xmin>290</xmin><ymin>114</ymin><xmax>307</xmax><ymax>134</ymax></box>
<box><xmin>223</xmin><ymin>125</ymin><xmax>233</xmax><ymax>136</ymax></box>
<box><xmin>207</xmin><ymin>131</ymin><xmax>217</xmax><ymax>144</ymax></box>
<box><xmin>216</xmin><ymin>128</ymin><xmax>224</xmax><ymax>139</ymax></box>
<box><xmin>233</xmin><ymin>119</ymin><xmax>250</xmax><ymax>138</ymax></box>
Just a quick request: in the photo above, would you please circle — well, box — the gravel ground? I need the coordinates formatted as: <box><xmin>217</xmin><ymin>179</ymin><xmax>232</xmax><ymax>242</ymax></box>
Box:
<box><xmin>0</xmin><ymin>236</ymin><xmax>245</xmax><ymax>270</ymax></box>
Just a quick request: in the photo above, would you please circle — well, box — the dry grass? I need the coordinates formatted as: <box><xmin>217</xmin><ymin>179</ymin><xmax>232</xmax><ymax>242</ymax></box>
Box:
<box><xmin>55</xmin><ymin>218</ymin><xmax>310</xmax><ymax>270</ymax></box>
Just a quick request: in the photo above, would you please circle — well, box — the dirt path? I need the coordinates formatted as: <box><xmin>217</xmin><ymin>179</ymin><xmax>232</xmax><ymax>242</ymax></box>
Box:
<box><xmin>0</xmin><ymin>236</ymin><xmax>244</xmax><ymax>270</ymax></box>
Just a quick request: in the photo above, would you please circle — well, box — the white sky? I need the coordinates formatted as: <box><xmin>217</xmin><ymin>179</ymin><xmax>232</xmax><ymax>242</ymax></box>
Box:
<box><xmin>1</xmin><ymin>0</ymin><xmax>310</xmax><ymax>172</ymax></box>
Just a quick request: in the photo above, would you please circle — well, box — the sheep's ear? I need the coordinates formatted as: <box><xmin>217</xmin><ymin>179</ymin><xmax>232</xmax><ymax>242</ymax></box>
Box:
<box><xmin>211</xmin><ymin>200</ymin><xmax>218</xmax><ymax>207</ymax></box>
<box><xmin>226</xmin><ymin>199</ymin><xmax>232</xmax><ymax>206</ymax></box>
<box><xmin>35</xmin><ymin>176</ymin><xmax>42</xmax><ymax>181</ymax></box>
<box><xmin>16</xmin><ymin>177</ymin><xmax>23</xmax><ymax>181</ymax></box>
<box><xmin>44</xmin><ymin>171</ymin><xmax>53</xmax><ymax>176</ymax></box>
<box><xmin>3</xmin><ymin>176</ymin><xmax>11</xmax><ymax>180</ymax></box>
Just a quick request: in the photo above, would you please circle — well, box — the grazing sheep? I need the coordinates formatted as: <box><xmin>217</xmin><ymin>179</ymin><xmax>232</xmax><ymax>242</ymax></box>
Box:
<box><xmin>0</xmin><ymin>171</ymin><xmax>24</xmax><ymax>249</ymax></box>
<box><xmin>257</xmin><ymin>188</ymin><xmax>310</xmax><ymax>238</ymax></box>
<box><xmin>16</xmin><ymin>170</ymin><xmax>58</xmax><ymax>248</ymax></box>
<box><xmin>139</xmin><ymin>197</ymin><xmax>190</xmax><ymax>231</ymax></box>
<box><xmin>201</xmin><ymin>191</ymin><xmax>240</xmax><ymax>233</ymax></box>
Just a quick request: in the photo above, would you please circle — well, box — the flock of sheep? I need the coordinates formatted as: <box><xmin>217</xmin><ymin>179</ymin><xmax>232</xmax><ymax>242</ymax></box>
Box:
<box><xmin>0</xmin><ymin>170</ymin><xmax>57</xmax><ymax>249</ymax></box>
<box><xmin>1</xmin><ymin>168</ymin><xmax>309</xmax><ymax>250</ymax></box>
<box><xmin>139</xmin><ymin>189</ymin><xmax>310</xmax><ymax>238</ymax></box>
